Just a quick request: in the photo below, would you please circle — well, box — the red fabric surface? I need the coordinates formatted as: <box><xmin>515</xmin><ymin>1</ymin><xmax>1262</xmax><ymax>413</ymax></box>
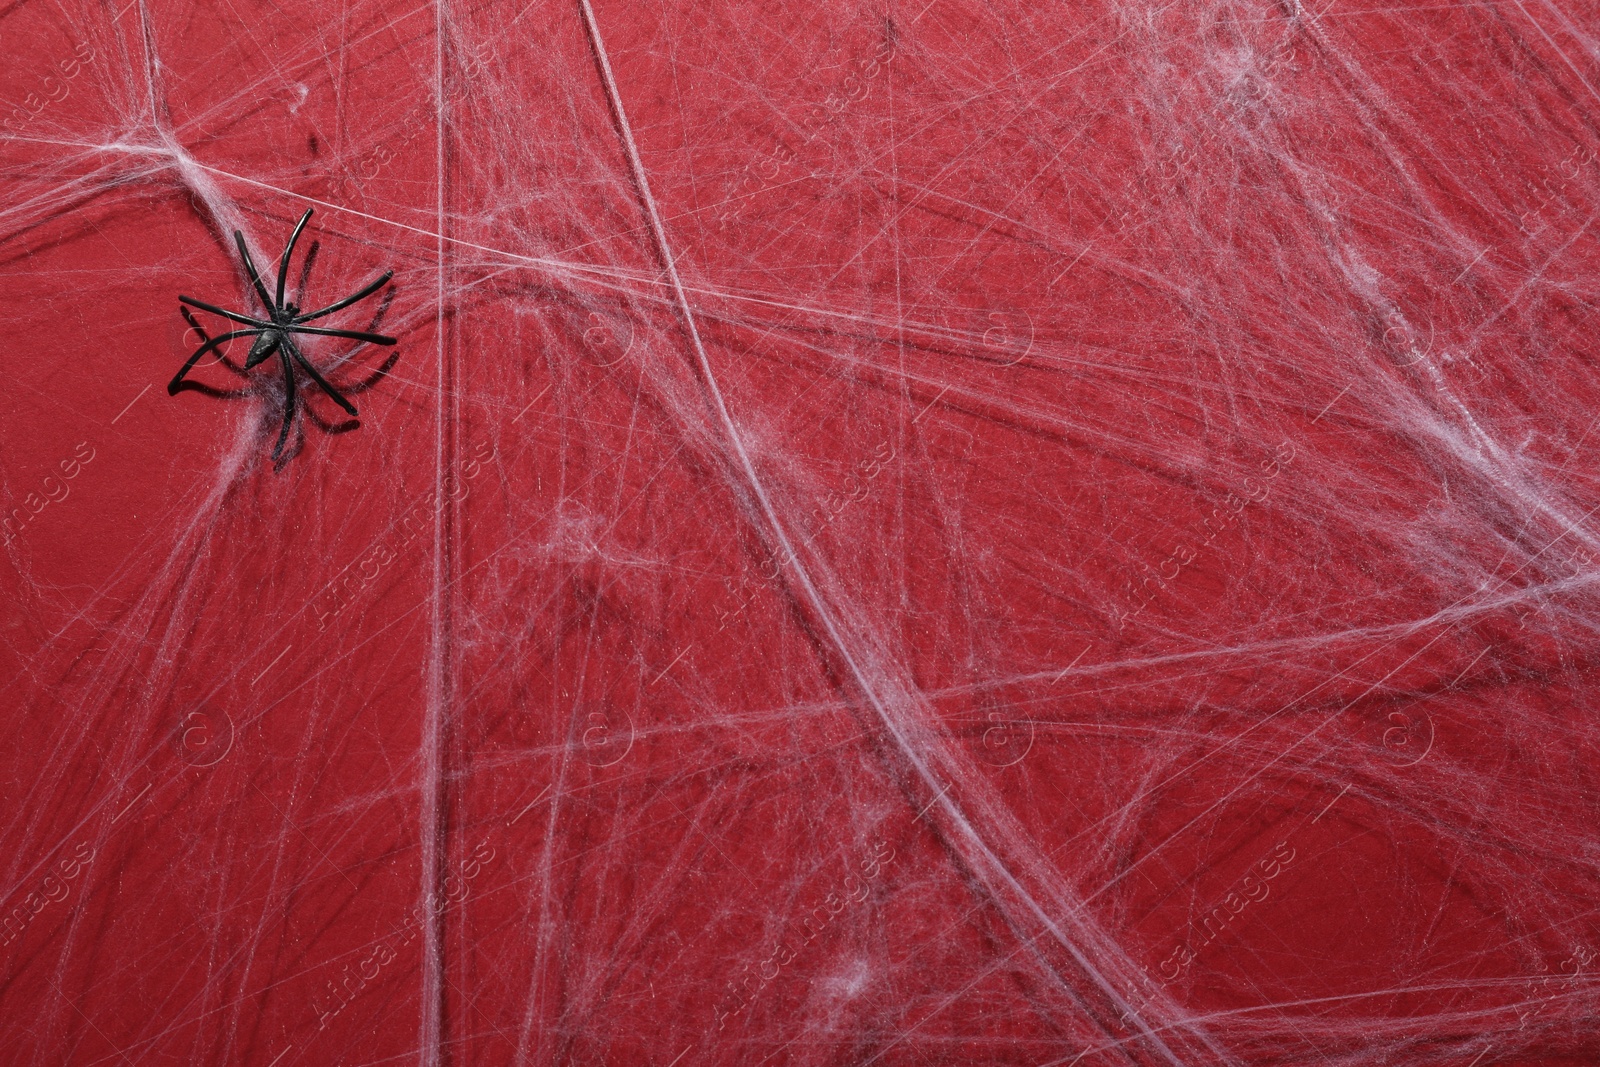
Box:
<box><xmin>3</xmin><ymin>0</ymin><xmax>1599</xmax><ymax>1064</ymax></box>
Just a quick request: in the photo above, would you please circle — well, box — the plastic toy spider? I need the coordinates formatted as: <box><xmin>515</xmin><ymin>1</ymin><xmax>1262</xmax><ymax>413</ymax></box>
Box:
<box><xmin>169</xmin><ymin>208</ymin><xmax>397</xmax><ymax>462</ymax></box>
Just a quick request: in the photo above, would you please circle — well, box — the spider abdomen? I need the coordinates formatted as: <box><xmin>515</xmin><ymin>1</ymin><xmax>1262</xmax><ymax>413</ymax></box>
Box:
<box><xmin>246</xmin><ymin>330</ymin><xmax>284</xmax><ymax>369</ymax></box>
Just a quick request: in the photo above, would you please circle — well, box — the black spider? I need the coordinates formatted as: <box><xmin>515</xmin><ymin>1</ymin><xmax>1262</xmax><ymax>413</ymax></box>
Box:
<box><xmin>169</xmin><ymin>208</ymin><xmax>397</xmax><ymax>462</ymax></box>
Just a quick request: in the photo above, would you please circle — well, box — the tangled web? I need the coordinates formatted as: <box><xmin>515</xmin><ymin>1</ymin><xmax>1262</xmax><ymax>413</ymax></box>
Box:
<box><xmin>1</xmin><ymin>0</ymin><xmax>1598</xmax><ymax>1064</ymax></box>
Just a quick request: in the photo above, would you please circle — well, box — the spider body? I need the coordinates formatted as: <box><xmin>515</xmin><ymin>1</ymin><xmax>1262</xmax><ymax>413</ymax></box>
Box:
<box><xmin>170</xmin><ymin>208</ymin><xmax>397</xmax><ymax>461</ymax></box>
<box><xmin>243</xmin><ymin>299</ymin><xmax>303</xmax><ymax>368</ymax></box>
<box><xmin>245</xmin><ymin>330</ymin><xmax>284</xmax><ymax>369</ymax></box>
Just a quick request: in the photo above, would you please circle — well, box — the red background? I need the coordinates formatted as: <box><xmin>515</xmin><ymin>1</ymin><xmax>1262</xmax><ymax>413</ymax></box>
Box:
<box><xmin>3</xmin><ymin>0</ymin><xmax>1599</xmax><ymax>1064</ymax></box>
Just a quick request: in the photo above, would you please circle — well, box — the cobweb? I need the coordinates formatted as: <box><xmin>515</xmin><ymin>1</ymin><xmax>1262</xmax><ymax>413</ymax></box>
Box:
<box><xmin>2</xmin><ymin>0</ymin><xmax>1599</xmax><ymax>1064</ymax></box>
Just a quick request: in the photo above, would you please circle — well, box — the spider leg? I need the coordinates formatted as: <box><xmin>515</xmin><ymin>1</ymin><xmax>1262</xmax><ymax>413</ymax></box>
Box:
<box><xmin>169</xmin><ymin>329</ymin><xmax>265</xmax><ymax>394</ymax></box>
<box><xmin>233</xmin><ymin>230</ymin><xmax>276</xmax><ymax>312</ymax></box>
<box><xmin>284</xmin><ymin>323</ymin><xmax>397</xmax><ymax>345</ymax></box>
<box><xmin>301</xmin><ymin>397</ymin><xmax>360</xmax><ymax>435</ymax></box>
<box><xmin>276</xmin><ymin>209</ymin><xmax>314</xmax><ymax>309</ymax></box>
<box><xmin>282</xmin><ymin>334</ymin><xmax>358</xmax><ymax>417</ymax></box>
<box><xmin>272</xmin><ymin>347</ymin><xmax>298</xmax><ymax>462</ymax></box>
<box><xmin>295</xmin><ymin>240</ymin><xmax>321</xmax><ymax>306</ymax></box>
<box><xmin>340</xmin><ymin>288</ymin><xmax>401</xmax><ymax>396</ymax></box>
<box><xmin>179</xmin><ymin>295</ymin><xmax>270</xmax><ymax>329</ymax></box>
<box><xmin>181</xmin><ymin>306</ymin><xmax>249</xmax><ymax>376</ymax></box>
<box><xmin>293</xmin><ymin>271</ymin><xmax>393</xmax><ymax>323</ymax></box>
